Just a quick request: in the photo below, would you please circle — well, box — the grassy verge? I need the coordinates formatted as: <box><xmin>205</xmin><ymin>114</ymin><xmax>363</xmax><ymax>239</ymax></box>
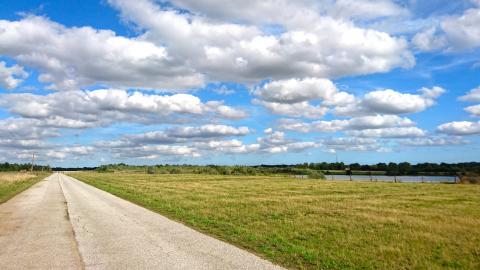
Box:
<box><xmin>71</xmin><ymin>172</ymin><xmax>480</xmax><ymax>270</ymax></box>
<box><xmin>0</xmin><ymin>172</ymin><xmax>50</xmax><ymax>203</ymax></box>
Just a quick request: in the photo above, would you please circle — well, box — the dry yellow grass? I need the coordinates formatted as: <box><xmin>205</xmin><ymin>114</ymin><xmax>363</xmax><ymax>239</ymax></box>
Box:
<box><xmin>0</xmin><ymin>172</ymin><xmax>49</xmax><ymax>203</ymax></box>
<box><xmin>0</xmin><ymin>172</ymin><xmax>36</xmax><ymax>183</ymax></box>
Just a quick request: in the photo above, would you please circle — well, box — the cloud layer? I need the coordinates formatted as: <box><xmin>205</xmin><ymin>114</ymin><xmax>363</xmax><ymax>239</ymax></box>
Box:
<box><xmin>0</xmin><ymin>0</ymin><xmax>478</xmax><ymax>165</ymax></box>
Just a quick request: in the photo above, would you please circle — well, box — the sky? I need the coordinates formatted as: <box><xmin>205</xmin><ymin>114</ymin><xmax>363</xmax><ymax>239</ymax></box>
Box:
<box><xmin>0</xmin><ymin>0</ymin><xmax>479</xmax><ymax>167</ymax></box>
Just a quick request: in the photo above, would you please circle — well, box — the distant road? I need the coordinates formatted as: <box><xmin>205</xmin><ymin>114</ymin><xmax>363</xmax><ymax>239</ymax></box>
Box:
<box><xmin>0</xmin><ymin>173</ymin><xmax>283</xmax><ymax>270</ymax></box>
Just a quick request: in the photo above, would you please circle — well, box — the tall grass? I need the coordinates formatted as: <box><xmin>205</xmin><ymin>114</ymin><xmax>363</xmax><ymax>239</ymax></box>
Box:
<box><xmin>0</xmin><ymin>172</ymin><xmax>50</xmax><ymax>203</ymax></box>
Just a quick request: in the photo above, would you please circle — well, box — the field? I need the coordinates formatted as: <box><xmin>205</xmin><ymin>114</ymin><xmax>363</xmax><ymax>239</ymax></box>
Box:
<box><xmin>71</xmin><ymin>172</ymin><xmax>480</xmax><ymax>270</ymax></box>
<box><xmin>0</xmin><ymin>172</ymin><xmax>50</xmax><ymax>203</ymax></box>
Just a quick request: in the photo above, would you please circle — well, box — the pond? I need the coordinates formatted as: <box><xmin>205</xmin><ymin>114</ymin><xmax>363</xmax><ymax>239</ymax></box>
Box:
<box><xmin>326</xmin><ymin>174</ymin><xmax>458</xmax><ymax>183</ymax></box>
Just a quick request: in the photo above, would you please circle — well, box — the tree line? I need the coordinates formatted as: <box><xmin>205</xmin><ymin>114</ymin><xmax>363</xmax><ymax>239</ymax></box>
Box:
<box><xmin>2</xmin><ymin>162</ymin><xmax>479</xmax><ymax>176</ymax></box>
<box><xmin>95</xmin><ymin>162</ymin><xmax>480</xmax><ymax>176</ymax></box>
<box><xmin>0</xmin><ymin>162</ymin><xmax>51</xmax><ymax>172</ymax></box>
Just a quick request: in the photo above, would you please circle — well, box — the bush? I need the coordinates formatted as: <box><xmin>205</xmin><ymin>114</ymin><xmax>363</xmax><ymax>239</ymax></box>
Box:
<box><xmin>459</xmin><ymin>173</ymin><xmax>480</xmax><ymax>184</ymax></box>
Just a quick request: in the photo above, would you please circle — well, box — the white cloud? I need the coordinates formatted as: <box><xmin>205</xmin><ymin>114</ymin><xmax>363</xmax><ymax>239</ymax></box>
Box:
<box><xmin>459</xmin><ymin>86</ymin><xmax>480</xmax><ymax>102</ymax></box>
<box><xmin>437</xmin><ymin>121</ymin><xmax>480</xmax><ymax>135</ymax></box>
<box><xmin>279</xmin><ymin>115</ymin><xmax>415</xmax><ymax>133</ymax></box>
<box><xmin>166</xmin><ymin>0</ymin><xmax>407</xmax><ymax>26</ymax></box>
<box><xmin>412</xmin><ymin>27</ymin><xmax>447</xmax><ymax>52</ymax></box>
<box><xmin>0</xmin><ymin>118</ymin><xmax>58</xmax><ymax>139</ymax></box>
<box><xmin>256</xmin><ymin>130</ymin><xmax>319</xmax><ymax>153</ymax></box>
<box><xmin>167</xmin><ymin>125</ymin><xmax>250</xmax><ymax>138</ymax></box>
<box><xmin>252</xmin><ymin>78</ymin><xmax>354</xmax><ymax>118</ymax></box>
<box><xmin>0</xmin><ymin>61</ymin><xmax>28</xmax><ymax>90</ymax></box>
<box><xmin>108</xmin><ymin>0</ymin><xmax>414</xmax><ymax>84</ymax></box>
<box><xmin>253</xmin><ymin>78</ymin><xmax>339</xmax><ymax>104</ymax></box>
<box><xmin>413</xmin><ymin>5</ymin><xmax>480</xmax><ymax>52</ymax></box>
<box><xmin>195</xmin><ymin>139</ymin><xmax>260</xmax><ymax>154</ymax></box>
<box><xmin>334</xmin><ymin>87</ymin><xmax>445</xmax><ymax>116</ymax></box>
<box><xmin>0</xmin><ymin>16</ymin><xmax>203</xmax><ymax>90</ymax></box>
<box><xmin>127</xmin><ymin>125</ymin><xmax>250</xmax><ymax>145</ymax></box>
<box><xmin>347</xmin><ymin>127</ymin><xmax>426</xmax><ymax>138</ymax></box>
<box><xmin>0</xmin><ymin>139</ymin><xmax>48</xmax><ymax>150</ymax></box>
<box><xmin>320</xmin><ymin>137</ymin><xmax>389</xmax><ymax>152</ymax></box>
<box><xmin>44</xmin><ymin>146</ymin><xmax>96</xmax><ymax>161</ymax></box>
<box><xmin>400</xmin><ymin>137</ymin><xmax>468</xmax><ymax>146</ymax></box>
<box><xmin>213</xmin><ymin>85</ymin><xmax>235</xmax><ymax>95</ymax></box>
<box><xmin>459</xmin><ymin>87</ymin><xmax>480</xmax><ymax>117</ymax></box>
<box><xmin>94</xmin><ymin>124</ymin><xmax>257</xmax><ymax>158</ymax></box>
<box><xmin>253</xmin><ymin>99</ymin><xmax>329</xmax><ymax>119</ymax></box>
<box><xmin>362</xmin><ymin>87</ymin><xmax>443</xmax><ymax>114</ymax></box>
<box><xmin>330</xmin><ymin>0</ymin><xmax>408</xmax><ymax>20</ymax></box>
<box><xmin>115</xmin><ymin>145</ymin><xmax>200</xmax><ymax>159</ymax></box>
<box><xmin>0</xmin><ymin>89</ymin><xmax>246</xmax><ymax>129</ymax></box>
<box><xmin>442</xmin><ymin>7</ymin><xmax>480</xmax><ymax>50</ymax></box>
<box><xmin>465</xmin><ymin>104</ymin><xmax>480</xmax><ymax>117</ymax></box>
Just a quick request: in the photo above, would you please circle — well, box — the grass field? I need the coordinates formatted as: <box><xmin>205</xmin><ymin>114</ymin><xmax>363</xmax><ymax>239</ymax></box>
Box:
<box><xmin>71</xmin><ymin>172</ymin><xmax>480</xmax><ymax>270</ymax></box>
<box><xmin>0</xmin><ymin>172</ymin><xmax>50</xmax><ymax>203</ymax></box>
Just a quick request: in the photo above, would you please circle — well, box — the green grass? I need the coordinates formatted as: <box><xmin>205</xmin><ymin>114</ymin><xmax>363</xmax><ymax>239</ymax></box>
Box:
<box><xmin>71</xmin><ymin>172</ymin><xmax>480</xmax><ymax>270</ymax></box>
<box><xmin>0</xmin><ymin>172</ymin><xmax>50</xmax><ymax>203</ymax></box>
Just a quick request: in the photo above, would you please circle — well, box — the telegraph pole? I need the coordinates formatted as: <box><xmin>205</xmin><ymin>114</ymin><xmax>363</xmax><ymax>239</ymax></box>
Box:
<box><xmin>31</xmin><ymin>153</ymin><xmax>35</xmax><ymax>172</ymax></box>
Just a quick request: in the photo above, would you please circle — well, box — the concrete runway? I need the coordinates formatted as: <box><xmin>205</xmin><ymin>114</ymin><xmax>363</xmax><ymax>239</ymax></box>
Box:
<box><xmin>0</xmin><ymin>173</ymin><xmax>283</xmax><ymax>270</ymax></box>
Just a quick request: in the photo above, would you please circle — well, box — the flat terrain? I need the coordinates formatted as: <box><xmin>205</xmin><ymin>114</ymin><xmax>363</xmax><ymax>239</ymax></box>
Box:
<box><xmin>72</xmin><ymin>172</ymin><xmax>480</xmax><ymax>270</ymax></box>
<box><xmin>0</xmin><ymin>172</ymin><xmax>49</xmax><ymax>203</ymax></box>
<box><xmin>0</xmin><ymin>173</ymin><xmax>282</xmax><ymax>270</ymax></box>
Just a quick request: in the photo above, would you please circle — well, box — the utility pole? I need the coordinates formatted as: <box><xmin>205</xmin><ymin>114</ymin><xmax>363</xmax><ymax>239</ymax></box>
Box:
<box><xmin>30</xmin><ymin>153</ymin><xmax>35</xmax><ymax>172</ymax></box>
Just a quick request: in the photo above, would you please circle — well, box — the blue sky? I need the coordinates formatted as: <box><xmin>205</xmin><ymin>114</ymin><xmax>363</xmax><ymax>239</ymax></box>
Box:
<box><xmin>0</xmin><ymin>0</ymin><xmax>479</xmax><ymax>167</ymax></box>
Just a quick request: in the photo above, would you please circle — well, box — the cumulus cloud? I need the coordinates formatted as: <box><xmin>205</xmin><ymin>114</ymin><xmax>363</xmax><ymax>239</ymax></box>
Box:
<box><xmin>0</xmin><ymin>118</ymin><xmax>58</xmax><ymax>139</ymax></box>
<box><xmin>442</xmin><ymin>7</ymin><xmax>480</xmax><ymax>50</ymax></box>
<box><xmin>94</xmin><ymin>124</ymin><xmax>259</xmax><ymax>158</ymax></box>
<box><xmin>0</xmin><ymin>3</ymin><xmax>414</xmax><ymax>93</ymax></box>
<box><xmin>278</xmin><ymin>115</ymin><xmax>416</xmax><ymax>133</ymax></box>
<box><xmin>44</xmin><ymin>146</ymin><xmax>96</xmax><ymax>161</ymax></box>
<box><xmin>0</xmin><ymin>139</ymin><xmax>49</xmax><ymax>150</ymax></box>
<box><xmin>253</xmin><ymin>99</ymin><xmax>329</xmax><ymax>119</ymax></box>
<box><xmin>320</xmin><ymin>137</ymin><xmax>389</xmax><ymax>152</ymax></box>
<box><xmin>113</xmin><ymin>145</ymin><xmax>201</xmax><ymax>159</ymax></box>
<box><xmin>399</xmin><ymin>136</ymin><xmax>468</xmax><ymax>147</ymax></box>
<box><xmin>413</xmin><ymin>5</ymin><xmax>480</xmax><ymax>52</ymax></box>
<box><xmin>412</xmin><ymin>27</ymin><xmax>447</xmax><ymax>52</ymax></box>
<box><xmin>0</xmin><ymin>89</ymin><xmax>246</xmax><ymax>129</ymax></box>
<box><xmin>1</xmin><ymin>0</ymin><xmax>471</xmax><ymax>162</ymax></box>
<box><xmin>465</xmin><ymin>104</ymin><xmax>480</xmax><ymax>117</ymax></box>
<box><xmin>459</xmin><ymin>87</ymin><xmax>480</xmax><ymax>117</ymax></box>
<box><xmin>194</xmin><ymin>140</ymin><xmax>260</xmax><ymax>154</ymax></box>
<box><xmin>252</xmin><ymin>78</ymin><xmax>354</xmax><ymax>118</ymax></box>
<box><xmin>166</xmin><ymin>125</ymin><xmax>250</xmax><ymax>138</ymax></box>
<box><xmin>334</xmin><ymin>87</ymin><xmax>445</xmax><ymax>116</ymax></box>
<box><xmin>125</xmin><ymin>125</ymin><xmax>250</xmax><ymax>145</ymax></box>
<box><xmin>459</xmin><ymin>86</ymin><xmax>480</xmax><ymax>102</ymax></box>
<box><xmin>330</xmin><ymin>0</ymin><xmax>408</xmax><ymax>20</ymax></box>
<box><xmin>256</xmin><ymin>130</ymin><xmax>319</xmax><ymax>153</ymax></box>
<box><xmin>0</xmin><ymin>16</ymin><xmax>203</xmax><ymax>90</ymax></box>
<box><xmin>167</xmin><ymin>0</ymin><xmax>407</xmax><ymax>26</ymax></box>
<box><xmin>253</xmin><ymin>78</ymin><xmax>339</xmax><ymax>103</ymax></box>
<box><xmin>346</xmin><ymin>127</ymin><xmax>426</xmax><ymax>138</ymax></box>
<box><xmin>437</xmin><ymin>121</ymin><xmax>480</xmax><ymax>135</ymax></box>
<box><xmin>108</xmin><ymin>0</ymin><xmax>413</xmax><ymax>84</ymax></box>
<box><xmin>0</xmin><ymin>61</ymin><xmax>28</xmax><ymax>90</ymax></box>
